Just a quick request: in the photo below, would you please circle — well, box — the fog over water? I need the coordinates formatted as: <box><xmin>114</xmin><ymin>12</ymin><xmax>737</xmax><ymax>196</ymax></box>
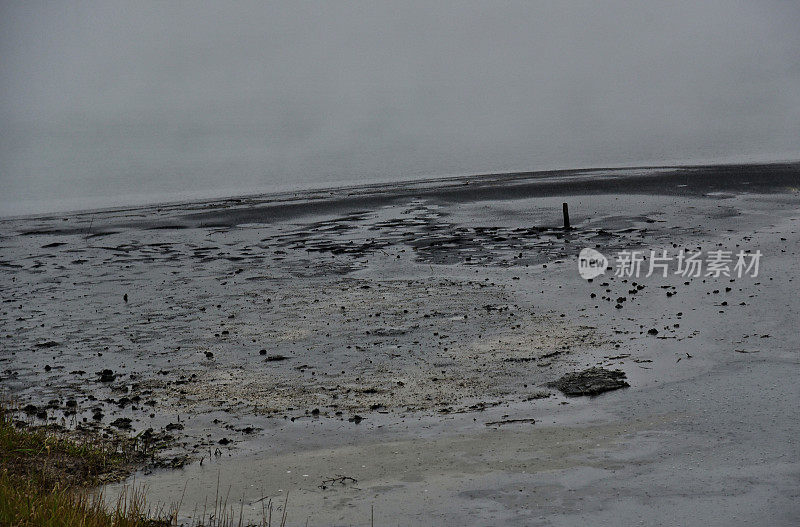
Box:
<box><xmin>1</xmin><ymin>1</ymin><xmax>799</xmax><ymax>215</ymax></box>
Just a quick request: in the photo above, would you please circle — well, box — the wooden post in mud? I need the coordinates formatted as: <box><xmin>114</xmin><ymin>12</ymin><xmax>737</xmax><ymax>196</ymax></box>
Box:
<box><xmin>562</xmin><ymin>202</ymin><xmax>570</xmax><ymax>230</ymax></box>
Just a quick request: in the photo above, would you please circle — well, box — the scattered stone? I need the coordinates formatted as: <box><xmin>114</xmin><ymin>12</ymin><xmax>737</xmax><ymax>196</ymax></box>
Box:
<box><xmin>97</xmin><ymin>369</ymin><xmax>115</xmax><ymax>382</ymax></box>
<box><xmin>548</xmin><ymin>367</ymin><xmax>630</xmax><ymax>397</ymax></box>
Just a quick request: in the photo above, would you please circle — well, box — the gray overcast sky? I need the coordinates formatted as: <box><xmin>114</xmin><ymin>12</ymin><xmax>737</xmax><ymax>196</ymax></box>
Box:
<box><xmin>1</xmin><ymin>1</ymin><xmax>799</xmax><ymax>214</ymax></box>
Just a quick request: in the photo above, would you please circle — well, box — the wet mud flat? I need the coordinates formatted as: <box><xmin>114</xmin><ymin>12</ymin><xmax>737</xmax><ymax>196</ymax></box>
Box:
<box><xmin>1</xmin><ymin>163</ymin><xmax>799</xmax><ymax>525</ymax></box>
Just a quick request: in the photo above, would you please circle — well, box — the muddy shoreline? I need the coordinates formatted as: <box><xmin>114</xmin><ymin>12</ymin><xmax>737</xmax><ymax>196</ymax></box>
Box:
<box><xmin>2</xmin><ymin>163</ymin><xmax>799</xmax><ymax>525</ymax></box>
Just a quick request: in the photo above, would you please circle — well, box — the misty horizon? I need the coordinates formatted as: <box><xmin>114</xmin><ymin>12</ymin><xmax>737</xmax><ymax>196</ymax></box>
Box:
<box><xmin>2</xmin><ymin>1</ymin><xmax>799</xmax><ymax>216</ymax></box>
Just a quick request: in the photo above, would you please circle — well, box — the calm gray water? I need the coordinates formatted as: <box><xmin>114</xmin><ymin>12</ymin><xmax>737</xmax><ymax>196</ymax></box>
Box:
<box><xmin>2</xmin><ymin>1</ymin><xmax>799</xmax><ymax>216</ymax></box>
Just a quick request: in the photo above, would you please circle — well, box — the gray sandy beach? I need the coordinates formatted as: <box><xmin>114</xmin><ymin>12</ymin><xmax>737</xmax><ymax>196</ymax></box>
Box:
<box><xmin>2</xmin><ymin>163</ymin><xmax>798</xmax><ymax>525</ymax></box>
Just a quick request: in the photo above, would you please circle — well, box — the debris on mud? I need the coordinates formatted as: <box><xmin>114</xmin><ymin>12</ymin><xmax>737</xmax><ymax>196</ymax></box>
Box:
<box><xmin>485</xmin><ymin>418</ymin><xmax>536</xmax><ymax>427</ymax></box>
<box><xmin>265</xmin><ymin>354</ymin><xmax>289</xmax><ymax>362</ymax></box>
<box><xmin>319</xmin><ymin>475</ymin><xmax>358</xmax><ymax>490</ymax></box>
<box><xmin>548</xmin><ymin>367</ymin><xmax>630</xmax><ymax>396</ymax></box>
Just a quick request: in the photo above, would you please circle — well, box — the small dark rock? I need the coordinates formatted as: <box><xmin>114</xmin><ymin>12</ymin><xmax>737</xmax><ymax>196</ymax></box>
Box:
<box><xmin>98</xmin><ymin>369</ymin><xmax>115</xmax><ymax>382</ymax></box>
<box><xmin>110</xmin><ymin>417</ymin><xmax>132</xmax><ymax>429</ymax></box>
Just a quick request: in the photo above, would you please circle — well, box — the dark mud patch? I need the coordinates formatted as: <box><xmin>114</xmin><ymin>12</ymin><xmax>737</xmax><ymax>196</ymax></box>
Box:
<box><xmin>148</xmin><ymin>224</ymin><xmax>189</xmax><ymax>230</ymax></box>
<box><xmin>548</xmin><ymin>367</ymin><xmax>630</xmax><ymax>396</ymax></box>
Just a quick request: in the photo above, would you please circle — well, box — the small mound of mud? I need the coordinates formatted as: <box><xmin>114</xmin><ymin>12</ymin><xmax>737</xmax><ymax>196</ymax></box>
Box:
<box><xmin>548</xmin><ymin>367</ymin><xmax>629</xmax><ymax>396</ymax></box>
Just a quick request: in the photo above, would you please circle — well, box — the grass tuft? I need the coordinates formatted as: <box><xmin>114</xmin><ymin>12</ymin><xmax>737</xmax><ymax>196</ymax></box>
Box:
<box><xmin>0</xmin><ymin>471</ymin><xmax>170</xmax><ymax>527</ymax></box>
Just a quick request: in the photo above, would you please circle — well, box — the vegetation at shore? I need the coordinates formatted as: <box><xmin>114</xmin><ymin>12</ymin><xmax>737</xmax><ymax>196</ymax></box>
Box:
<box><xmin>0</xmin><ymin>402</ymin><xmax>292</xmax><ymax>526</ymax></box>
<box><xmin>0</xmin><ymin>402</ymin><xmax>170</xmax><ymax>526</ymax></box>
